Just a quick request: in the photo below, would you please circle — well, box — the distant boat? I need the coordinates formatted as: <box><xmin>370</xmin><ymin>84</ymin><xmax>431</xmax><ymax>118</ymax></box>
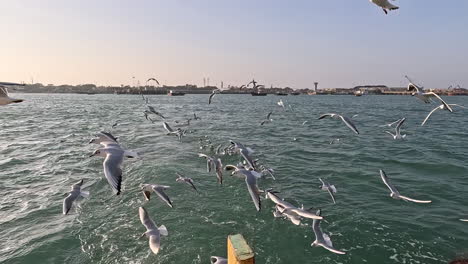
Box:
<box><xmin>290</xmin><ymin>92</ymin><xmax>300</xmax><ymax>95</ymax></box>
<box><xmin>168</xmin><ymin>90</ymin><xmax>185</xmax><ymax>96</ymax></box>
<box><xmin>275</xmin><ymin>92</ymin><xmax>288</xmax><ymax>96</ymax></box>
<box><xmin>354</xmin><ymin>90</ymin><xmax>363</xmax><ymax>97</ymax></box>
<box><xmin>251</xmin><ymin>91</ymin><xmax>267</xmax><ymax>96</ymax></box>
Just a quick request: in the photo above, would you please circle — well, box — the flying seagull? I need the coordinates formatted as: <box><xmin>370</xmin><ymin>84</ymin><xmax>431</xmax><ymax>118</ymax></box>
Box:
<box><xmin>385</xmin><ymin>118</ymin><xmax>406</xmax><ymax>139</ymax></box>
<box><xmin>209</xmin><ymin>89</ymin><xmax>221</xmax><ymax>104</ymax></box>
<box><xmin>146</xmin><ymin>105</ymin><xmax>166</xmax><ymax>119</ymax></box>
<box><xmin>260</xmin><ymin>112</ymin><xmax>273</xmax><ymax>125</ymax></box>
<box><xmin>90</xmin><ymin>147</ymin><xmax>127</xmax><ymax>195</ymax></box>
<box><xmin>198</xmin><ymin>153</ymin><xmax>223</xmax><ymax>184</ymax></box>
<box><xmin>379</xmin><ymin>170</ymin><xmax>432</xmax><ymax>203</ymax></box>
<box><xmin>277</xmin><ymin>99</ymin><xmax>285</xmax><ymax>108</ymax></box>
<box><xmin>370</xmin><ymin>0</ymin><xmax>399</xmax><ymax>15</ymax></box>
<box><xmin>210</xmin><ymin>256</ymin><xmax>227</xmax><ymax>264</ymax></box>
<box><xmin>319</xmin><ymin>178</ymin><xmax>337</xmax><ymax>204</ymax></box>
<box><xmin>421</xmin><ymin>104</ymin><xmax>465</xmax><ymax>126</ymax></box>
<box><xmin>274</xmin><ymin>204</ymin><xmax>301</xmax><ymax>226</ymax></box>
<box><xmin>138</xmin><ymin>207</ymin><xmax>168</xmax><ymax>255</ymax></box>
<box><xmin>63</xmin><ymin>179</ymin><xmax>89</xmax><ymax>215</ymax></box>
<box><xmin>318</xmin><ymin>113</ymin><xmax>359</xmax><ymax>134</ymax></box>
<box><xmin>278</xmin><ymin>206</ymin><xmax>323</xmax><ymax>220</ymax></box>
<box><xmin>141</xmin><ymin>184</ymin><xmax>174</xmax><ymax>208</ymax></box>
<box><xmin>225</xmin><ymin>164</ymin><xmax>262</xmax><ymax>211</ymax></box>
<box><xmin>311</xmin><ymin>209</ymin><xmax>346</xmax><ymax>254</ymax></box>
<box><xmin>163</xmin><ymin>122</ymin><xmax>185</xmax><ymax>141</ymax></box>
<box><xmin>0</xmin><ymin>85</ymin><xmax>23</xmax><ymax>105</ymax></box>
<box><xmin>406</xmin><ymin>77</ymin><xmax>453</xmax><ymax>112</ymax></box>
<box><xmin>176</xmin><ymin>172</ymin><xmax>199</xmax><ymax>193</ymax></box>
<box><xmin>229</xmin><ymin>140</ymin><xmax>256</xmax><ymax>170</ymax></box>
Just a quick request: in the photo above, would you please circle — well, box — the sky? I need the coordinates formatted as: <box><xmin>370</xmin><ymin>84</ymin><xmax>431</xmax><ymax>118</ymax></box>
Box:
<box><xmin>1</xmin><ymin>0</ymin><xmax>467</xmax><ymax>89</ymax></box>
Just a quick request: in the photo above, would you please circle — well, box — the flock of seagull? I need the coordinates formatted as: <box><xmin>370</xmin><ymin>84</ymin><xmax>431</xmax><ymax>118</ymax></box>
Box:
<box><xmin>2</xmin><ymin>75</ymin><xmax>467</xmax><ymax>262</ymax></box>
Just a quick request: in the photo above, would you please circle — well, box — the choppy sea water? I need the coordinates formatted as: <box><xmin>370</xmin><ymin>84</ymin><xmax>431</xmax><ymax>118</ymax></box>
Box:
<box><xmin>1</xmin><ymin>93</ymin><xmax>468</xmax><ymax>264</ymax></box>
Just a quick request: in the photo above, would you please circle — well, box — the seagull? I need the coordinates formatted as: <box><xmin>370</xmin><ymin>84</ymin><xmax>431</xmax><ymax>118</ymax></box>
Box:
<box><xmin>379</xmin><ymin>170</ymin><xmax>432</xmax><ymax>203</ymax></box>
<box><xmin>193</xmin><ymin>113</ymin><xmax>201</xmax><ymax>120</ymax></box>
<box><xmin>210</xmin><ymin>256</ymin><xmax>227</xmax><ymax>264</ymax></box>
<box><xmin>89</xmin><ymin>132</ymin><xmax>139</xmax><ymax>158</ymax></box>
<box><xmin>318</xmin><ymin>113</ymin><xmax>359</xmax><ymax>134</ymax></box>
<box><xmin>90</xmin><ymin>147</ymin><xmax>128</xmax><ymax>195</ymax></box>
<box><xmin>141</xmin><ymin>184</ymin><xmax>174</xmax><ymax>208</ymax></box>
<box><xmin>370</xmin><ymin>0</ymin><xmax>399</xmax><ymax>15</ymax></box>
<box><xmin>277</xmin><ymin>99</ymin><xmax>285</xmax><ymax>108</ymax></box>
<box><xmin>460</xmin><ymin>219</ymin><xmax>468</xmax><ymax>222</ymax></box>
<box><xmin>421</xmin><ymin>104</ymin><xmax>465</xmax><ymax>126</ymax></box>
<box><xmin>225</xmin><ymin>165</ymin><xmax>262</xmax><ymax>211</ymax></box>
<box><xmin>265</xmin><ymin>189</ymin><xmax>296</xmax><ymax>209</ymax></box>
<box><xmin>319</xmin><ymin>178</ymin><xmax>337</xmax><ymax>204</ymax></box>
<box><xmin>163</xmin><ymin>122</ymin><xmax>185</xmax><ymax>141</ymax></box>
<box><xmin>274</xmin><ymin>204</ymin><xmax>301</xmax><ymax>225</ymax></box>
<box><xmin>138</xmin><ymin>207</ymin><xmax>168</xmax><ymax>255</ymax></box>
<box><xmin>302</xmin><ymin>121</ymin><xmax>308</xmax><ymax>126</ymax></box>
<box><xmin>146</xmin><ymin>105</ymin><xmax>166</xmax><ymax>119</ymax></box>
<box><xmin>63</xmin><ymin>179</ymin><xmax>89</xmax><ymax>215</ymax></box>
<box><xmin>229</xmin><ymin>140</ymin><xmax>256</xmax><ymax>170</ymax></box>
<box><xmin>311</xmin><ymin>209</ymin><xmax>346</xmax><ymax>254</ymax></box>
<box><xmin>0</xmin><ymin>85</ymin><xmax>24</xmax><ymax>105</ymax></box>
<box><xmin>209</xmin><ymin>89</ymin><xmax>221</xmax><ymax>104</ymax></box>
<box><xmin>176</xmin><ymin>172</ymin><xmax>199</xmax><ymax>193</ymax></box>
<box><xmin>198</xmin><ymin>153</ymin><xmax>223</xmax><ymax>184</ymax></box>
<box><xmin>278</xmin><ymin>206</ymin><xmax>323</xmax><ymax>220</ymax></box>
<box><xmin>385</xmin><ymin>118</ymin><xmax>406</xmax><ymax>139</ymax></box>
<box><xmin>406</xmin><ymin>77</ymin><xmax>453</xmax><ymax>112</ymax></box>
<box><xmin>260</xmin><ymin>112</ymin><xmax>273</xmax><ymax>125</ymax></box>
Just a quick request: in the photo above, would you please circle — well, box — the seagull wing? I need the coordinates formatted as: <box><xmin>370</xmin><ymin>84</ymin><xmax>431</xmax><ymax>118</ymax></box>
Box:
<box><xmin>0</xmin><ymin>86</ymin><xmax>8</xmax><ymax>97</ymax></box>
<box><xmin>63</xmin><ymin>192</ymin><xmax>79</xmax><ymax>214</ymax></box>
<box><xmin>266</xmin><ymin>111</ymin><xmax>272</xmax><ymax>120</ymax></box>
<box><xmin>208</xmin><ymin>92</ymin><xmax>216</xmax><ymax>104</ymax></box>
<box><xmin>139</xmin><ymin>207</ymin><xmax>157</xmax><ymax>230</ymax></box>
<box><xmin>149</xmin><ymin>234</ymin><xmax>161</xmax><ymax>254</ymax></box>
<box><xmin>421</xmin><ymin>105</ymin><xmax>442</xmax><ymax>126</ymax></box>
<box><xmin>103</xmin><ymin>149</ymin><xmax>124</xmax><ymax>195</ymax></box>
<box><xmin>163</xmin><ymin>122</ymin><xmax>174</xmax><ymax>133</ymax></box>
<box><xmin>318</xmin><ymin>113</ymin><xmax>336</xmax><ymax>119</ymax></box>
<box><xmin>379</xmin><ymin>170</ymin><xmax>399</xmax><ymax>195</ymax></box>
<box><xmin>327</xmin><ymin>188</ymin><xmax>336</xmax><ymax>204</ymax></box>
<box><xmin>320</xmin><ymin>243</ymin><xmax>346</xmax><ymax>255</ymax></box>
<box><xmin>423</xmin><ymin>92</ymin><xmax>453</xmax><ymax>112</ymax></box>
<box><xmin>399</xmin><ymin>195</ymin><xmax>432</xmax><ymax>203</ymax></box>
<box><xmin>245</xmin><ymin>174</ymin><xmax>261</xmax><ymax>211</ymax></box>
<box><xmin>340</xmin><ymin>115</ymin><xmax>359</xmax><ymax>134</ymax></box>
<box><xmin>153</xmin><ymin>185</ymin><xmax>173</xmax><ymax>208</ymax></box>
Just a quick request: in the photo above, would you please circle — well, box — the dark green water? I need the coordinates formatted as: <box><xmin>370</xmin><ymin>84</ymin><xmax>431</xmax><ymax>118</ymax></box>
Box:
<box><xmin>1</xmin><ymin>93</ymin><xmax>468</xmax><ymax>264</ymax></box>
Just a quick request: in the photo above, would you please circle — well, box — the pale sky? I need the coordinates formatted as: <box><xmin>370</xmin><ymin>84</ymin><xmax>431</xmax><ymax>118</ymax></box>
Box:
<box><xmin>1</xmin><ymin>0</ymin><xmax>467</xmax><ymax>89</ymax></box>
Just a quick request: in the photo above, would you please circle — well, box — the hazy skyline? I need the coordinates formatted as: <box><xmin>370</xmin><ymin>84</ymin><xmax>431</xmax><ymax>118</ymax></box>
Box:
<box><xmin>1</xmin><ymin>0</ymin><xmax>467</xmax><ymax>89</ymax></box>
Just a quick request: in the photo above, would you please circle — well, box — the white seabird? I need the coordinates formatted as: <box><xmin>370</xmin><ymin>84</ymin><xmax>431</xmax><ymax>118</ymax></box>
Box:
<box><xmin>311</xmin><ymin>209</ymin><xmax>346</xmax><ymax>254</ymax></box>
<box><xmin>138</xmin><ymin>207</ymin><xmax>168</xmax><ymax>255</ymax></box>
<box><xmin>0</xmin><ymin>85</ymin><xmax>24</xmax><ymax>105</ymax></box>
<box><xmin>260</xmin><ymin>111</ymin><xmax>273</xmax><ymax>125</ymax></box>
<box><xmin>62</xmin><ymin>179</ymin><xmax>89</xmax><ymax>215</ymax></box>
<box><xmin>176</xmin><ymin>172</ymin><xmax>199</xmax><ymax>193</ymax></box>
<box><xmin>319</xmin><ymin>178</ymin><xmax>337</xmax><ymax>204</ymax></box>
<box><xmin>318</xmin><ymin>113</ymin><xmax>359</xmax><ymax>134</ymax></box>
<box><xmin>379</xmin><ymin>170</ymin><xmax>432</xmax><ymax>203</ymax></box>
<box><xmin>209</xmin><ymin>89</ymin><xmax>220</xmax><ymax>104</ymax></box>
<box><xmin>370</xmin><ymin>0</ymin><xmax>399</xmax><ymax>15</ymax></box>
<box><xmin>141</xmin><ymin>184</ymin><xmax>174</xmax><ymax>208</ymax></box>
<box><xmin>198</xmin><ymin>153</ymin><xmax>223</xmax><ymax>184</ymax></box>
<box><xmin>385</xmin><ymin>117</ymin><xmax>406</xmax><ymax>139</ymax></box>
<box><xmin>90</xmin><ymin>147</ymin><xmax>126</xmax><ymax>195</ymax></box>
<box><xmin>421</xmin><ymin>104</ymin><xmax>465</xmax><ymax>126</ymax></box>
<box><xmin>225</xmin><ymin>164</ymin><xmax>262</xmax><ymax>211</ymax></box>
<box><xmin>229</xmin><ymin>140</ymin><xmax>256</xmax><ymax>170</ymax></box>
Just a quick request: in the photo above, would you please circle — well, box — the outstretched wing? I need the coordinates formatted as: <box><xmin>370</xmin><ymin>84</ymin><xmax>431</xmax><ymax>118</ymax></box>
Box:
<box><xmin>399</xmin><ymin>195</ymin><xmax>432</xmax><ymax>203</ymax></box>
<box><xmin>340</xmin><ymin>115</ymin><xmax>359</xmax><ymax>134</ymax></box>
<box><xmin>103</xmin><ymin>150</ymin><xmax>124</xmax><ymax>195</ymax></box>
<box><xmin>379</xmin><ymin>170</ymin><xmax>399</xmax><ymax>195</ymax></box>
<box><xmin>421</xmin><ymin>105</ymin><xmax>442</xmax><ymax>126</ymax></box>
